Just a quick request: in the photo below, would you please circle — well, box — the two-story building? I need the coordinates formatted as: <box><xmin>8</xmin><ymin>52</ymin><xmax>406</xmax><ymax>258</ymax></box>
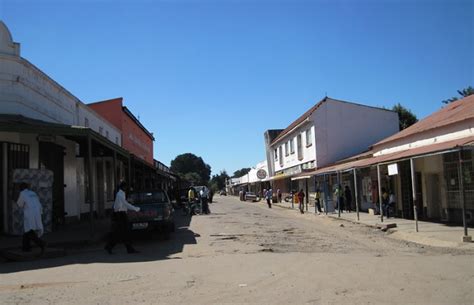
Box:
<box><xmin>265</xmin><ymin>97</ymin><xmax>399</xmax><ymax>200</ymax></box>
<box><xmin>0</xmin><ymin>21</ymin><xmax>130</xmax><ymax>234</ymax></box>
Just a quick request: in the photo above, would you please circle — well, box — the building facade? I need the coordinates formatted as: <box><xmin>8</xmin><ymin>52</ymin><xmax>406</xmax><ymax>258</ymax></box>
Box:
<box><xmin>265</xmin><ymin>97</ymin><xmax>399</xmax><ymax>198</ymax></box>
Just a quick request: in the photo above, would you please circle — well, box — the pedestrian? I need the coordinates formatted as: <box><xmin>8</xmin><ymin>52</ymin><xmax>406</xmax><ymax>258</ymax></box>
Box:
<box><xmin>16</xmin><ymin>183</ymin><xmax>47</xmax><ymax>255</ymax></box>
<box><xmin>344</xmin><ymin>185</ymin><xmax>352</xmax><ymax>213</ymax></box>
<box><xmin>334</xmin><ymin>185</ymin><xmax>344</xmax><ymax>212</ymax></box>
<box><xmin>209</xmin><ymin>189</ymin><xmax>214</xmax><ymax>203</ymax></box>
<box><xmin>200</xmin><ymin>187</ymin><xmax>210</xmax><ymax>214</ymax></box>
<box><xmin>388</xmin><ymin>190</ymin><xmax>396</xmax><ymax>218</ymax></box>
<box><xmin>187</xmin><ymin>187</ymin><xmax>196</xmax><ymax>215</ymax></box>
<box><xmin>381</xmin><ymin>187</ymin><xmax>389</xmax><ymax>218</ymax></box>
<box><xmin>277</xmin><ymin>189</ymin><xmax>282</xmax><ymax>203</ymax></box>
<box><xmin>315</xmin><ymin>188</ymin><xmax>323</xmax><ymax>214</ymax></box>
<box><xmin>297</xmin><ymin>189</ymin><xmax>305</xmax><ymax>214</ymax></box>
<box><xmin>104</xmin><ymin>181</ymin><xmax>141</xmax><ymax>254</ymax></box>
<box><xmin>265</xmin><ymin>188</ymin><xmax>273</xmax><ymax>208</ymax></box>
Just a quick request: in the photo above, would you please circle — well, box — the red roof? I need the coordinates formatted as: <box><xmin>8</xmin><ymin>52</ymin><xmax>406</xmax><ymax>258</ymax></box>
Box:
<box><xmin>294</xmin><ymin>135</ymin><xmax>474</xmax><ymax>177</ymax></box>
<box><xmin>375</xmin><ymin>95</ymin><xmax>474</xmax><ymax>147</ymax></box>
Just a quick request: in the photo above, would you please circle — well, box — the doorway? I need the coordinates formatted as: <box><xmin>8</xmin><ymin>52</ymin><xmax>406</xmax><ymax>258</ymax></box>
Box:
<box><xmin>39</xmin><ymin>142</ymin><xmax>65</xmax><ymax>228</ymax></box>
<box><xmin>426</xmin><ymin>174</ymin><xmax>441</xmax><ymax>220</ymax></box>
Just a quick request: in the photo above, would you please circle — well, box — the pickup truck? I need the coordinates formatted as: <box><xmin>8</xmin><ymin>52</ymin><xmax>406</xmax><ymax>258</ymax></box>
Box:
<box><xmin>127</xmin><ymin>190</ymin><xmax>175</xmax><ymax>239</ymax></box>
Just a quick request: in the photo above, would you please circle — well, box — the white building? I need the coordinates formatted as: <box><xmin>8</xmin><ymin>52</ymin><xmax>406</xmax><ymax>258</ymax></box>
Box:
<box><xmin>0</xmin><ymin>21</ymin><xmax>126</xmax><ymax>234</ymax></box>
<box><xmin>265</xmin><ymin>97</ymin><xmax>399</xmax><ymax>197</ymax></box>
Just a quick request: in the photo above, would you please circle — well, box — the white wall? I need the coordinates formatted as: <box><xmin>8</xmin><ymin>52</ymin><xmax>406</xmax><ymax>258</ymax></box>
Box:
<box><xmin>272</xmin><ymin>124</ymin><xmax>316</xmax><ymax>172</ymax></box>
<box><xmin>0</xmin><ymin>54</ymin><xmax>121</xmax><ymax>145</ymax></box>
<box><xmin>315</xmin><ymin>100</ymin><xmax>399</xmax><ymax>167</ymax></box>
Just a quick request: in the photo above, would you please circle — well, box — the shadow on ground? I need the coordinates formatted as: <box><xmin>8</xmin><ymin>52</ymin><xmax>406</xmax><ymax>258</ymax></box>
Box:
<box><xmin>0</xmin><ymin>211</ymin><xmax>199</xmax><ymax>274</ymax></box>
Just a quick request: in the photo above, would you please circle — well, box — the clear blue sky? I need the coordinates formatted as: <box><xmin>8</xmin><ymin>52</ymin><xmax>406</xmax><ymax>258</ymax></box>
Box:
<box><xmin>1</xmin><ymin>0</ymin><xmax>472</xmax><ymax>176</ymax></box>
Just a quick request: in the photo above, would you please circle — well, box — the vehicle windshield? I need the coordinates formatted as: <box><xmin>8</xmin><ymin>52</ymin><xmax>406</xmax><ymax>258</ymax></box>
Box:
<box><xmin>130</xmin><ymin>191</ymin><xmax>169</xmax><ymax>204</ymax></box>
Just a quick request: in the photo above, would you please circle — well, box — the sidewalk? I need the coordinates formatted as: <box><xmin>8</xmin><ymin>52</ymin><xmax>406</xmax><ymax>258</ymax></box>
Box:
<box><xmin>272</xmin><ymin>200</ymin><xmax>474</xmax><ymax>249</ymax></box>
<box><xmin>0</xmin><ymin>218</ymin><xmax>110</xmax><ymax>253</ymax></box>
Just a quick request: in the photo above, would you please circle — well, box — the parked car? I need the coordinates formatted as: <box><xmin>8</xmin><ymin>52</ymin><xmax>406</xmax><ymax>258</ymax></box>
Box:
<box><xmin>127</xmin><ymin>190</ymin><xmax>175</xmax><ymax>239</ymax></box>
<box><xmin>244</xmin><ymin>192</ymin><xmax>260</xmax><ymax>202</ymax></box>
<box><xmin>219</xmin><ymin>190</ymin><xmax>227</xmax><ymax>196</ymax></box>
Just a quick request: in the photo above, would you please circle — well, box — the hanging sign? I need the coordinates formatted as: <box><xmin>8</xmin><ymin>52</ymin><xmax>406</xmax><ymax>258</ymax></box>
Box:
<box><xmin>388</xmin><ymin>163</ymin><xmax>399</xmax><ymax>176</ymax></box>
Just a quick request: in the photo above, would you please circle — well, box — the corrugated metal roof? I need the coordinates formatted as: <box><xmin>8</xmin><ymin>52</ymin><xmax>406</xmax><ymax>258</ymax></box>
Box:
<box><xmin>375</xmin><ymin>95</ymin><xmax>474</xmax><ymax>147</ymax></box>
<box><xmin>293</xmin><ymin>135</ymin><xmax>474</xmax><ymax>177</ymax></box>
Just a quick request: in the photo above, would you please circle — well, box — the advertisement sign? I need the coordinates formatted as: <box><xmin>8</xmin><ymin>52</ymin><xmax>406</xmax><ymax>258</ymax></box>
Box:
<box><xmin>257</xmin><ymin>169</ymin><xmax>267</xmax><ymax>179</ymax></box>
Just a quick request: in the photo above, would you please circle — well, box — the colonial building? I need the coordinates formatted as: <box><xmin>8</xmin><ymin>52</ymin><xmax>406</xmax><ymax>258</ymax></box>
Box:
<box><xmin>265</xmin><ymin>97</ymin><xmax>399</xmax><ymax>200</ymax></box>
<box><xmin>0</xmin><ymin>21</ymin><xmax>135</xmax><ymax>235</ymax></box>
<box><xmin>293</xmin><ymin>95</ymin><xmax>473</xmax><ymax>240</ymax></box>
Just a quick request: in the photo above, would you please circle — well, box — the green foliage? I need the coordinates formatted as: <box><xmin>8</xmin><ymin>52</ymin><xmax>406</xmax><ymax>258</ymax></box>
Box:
<box><xmin>170</xmin><ymin>153</ymin><xmax>211</xmax><ymax>185</ymax></box>
<box><xmin>442</xmin><ymin>86</ymin><xmax>474</xmax><ymax>104</ymax></box>
<box><xmin>392</xmin><ymin>103</ymin><xmax>418</xmax><ymax>130</ymax></box>
<box><xmin>233</xmin><ymin>168</ymin><xmax>251</xmax><ymax>178</ymax></box>
<box><xmin>210</xmin><ymin>170</ymin><xmax>230</xmax><ymax>191</ymax></box>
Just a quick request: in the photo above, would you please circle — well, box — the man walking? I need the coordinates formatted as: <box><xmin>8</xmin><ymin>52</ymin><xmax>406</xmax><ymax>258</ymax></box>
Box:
<box><xmin>298</xmin><ymin>189</ymin><xmax>305</xmax><ymax>214</ymax></box>
<box><xmin>17</xmin><ymin>183</ymin><xmax>46</xmax><ymax>255</ymax></box>
<box><xmin>315</xmin><ymin>188</ymin><xmax>323</xmax><ymax>214</ymax></box>
<box><xmin>265</xmin><ymin>188</ymin><xmax>273</xmax><ymax>208</ymax></box>
<box><xmin>105</xmin><ymin>182</ymin><xmax>141</xmax><ymax>254</ymax></box>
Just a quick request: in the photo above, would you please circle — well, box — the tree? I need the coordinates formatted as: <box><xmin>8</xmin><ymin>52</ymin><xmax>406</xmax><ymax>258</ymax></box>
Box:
<box><xmin>233</xmin><ymin>168</ymin><xmax>251</xmax><ymax>178</ymax></box>
<box><xmin>170</xmin><ymin>153</ymin><xmax>211</xmax><ymax>185</ymax></box>
<box><xmin>392</xmin><ymin>103</ymin><xmax>418</xmax><ymax>130</ymax></box>
<box><xmin>209</xmin><ymin>170</ymin><xmax>230</xmax><ymax>191</ymax></box>
<box><xmin>442</xmin><ymin>86</ymin><xmax>474</xmax><ymax>104</ymax></box>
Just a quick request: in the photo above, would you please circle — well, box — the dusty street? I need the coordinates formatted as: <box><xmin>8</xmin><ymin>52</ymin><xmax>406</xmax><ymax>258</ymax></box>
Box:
<box><xmin>1</xmin><ymin>195</ymin><xmax>473</xmax><ymax>305</ymax></box>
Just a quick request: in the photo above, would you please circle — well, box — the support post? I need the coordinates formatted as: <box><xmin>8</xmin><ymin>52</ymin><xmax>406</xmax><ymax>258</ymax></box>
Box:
<box><xmin>112</xmin><ymin>151</ymin><xmax>117</xmax><ymax>190</ymax></box>
<box><xmin>305</xmin><ymin>178</ymin><xmax>309</xmax><ymax>212</ymax></box>
<box><xmin>87</xmin><ymin>135</ymin><xmax>94</xmax><ymax>238</ymax></box>
<box><xmin>354</xmin><ymin>168</ymin><xmax>360</xmax><ymax>221</ymax></box>
<box><xmin>128</xmin><ymin>157</ymin><xmax>132</xmax><ymax>189</ymax></box>
<box><xmin>410</xmin><ymin>158</ymin><xmax>419</xmax><ymax>232</ymax></box>
<box><xmin>337</xmin><ymin>172</ymin><xmax>341</xmax><ymax>218</ymax></box>
<box><xmin>457</xmin><ymin>149</ymin><xmax>471</xmax><ymax>242</ymax></box>
<box><xmin>377</xmin><ymin>164</ymin><xmax>383</xmax><ymax>223</ymax></box>
<box><xmin>324</xmin><ymin>174</ymin><xmax>329</xmax><ymax>215</ymax></box>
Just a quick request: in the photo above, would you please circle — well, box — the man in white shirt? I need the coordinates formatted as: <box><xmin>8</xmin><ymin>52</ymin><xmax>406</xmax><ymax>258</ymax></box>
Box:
<box><xmin>199</xmin><ymin>187</ymin><xmax>210</xmax><ymax>214</ymax></box>
<box><xmin>104</xmin><ymin>182</ymin><xmax>141</xmax><ymax>254</ymax></box>
<box><xmin>17</xmin><ymin>183</ymin><xmax>46</xmax><ymax>254</ymax></box>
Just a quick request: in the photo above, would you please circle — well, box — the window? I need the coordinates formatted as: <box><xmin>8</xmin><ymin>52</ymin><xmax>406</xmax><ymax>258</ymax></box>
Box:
<box><xmin>99</xmin><ymin>127</ymin><xmax>103</xmax><ymax>135</ymax></box>
<box><xmin>106</xmin><ymin>130</ymin><xmax>109</xmax><ymax>139</ymax></box>
<box><xmin>290</xmin><ymin>138</ymin><xmax>295</xmax><ymax>154</ymax></box>
<box><xmin>274</xmin><ymin>149</ymin><xmax>278</xmax><ymax>160</ymax></box>
<box><xmin>115</xmin><ymin>137</ymin><xmax>119</xmax><ymax>144</ymax></box>
<box><xmin>306</xmin><ymin>128</ymin><xmax>312</xmax><ymax>146</ymax></box>
<box><xmin>297</xmin><ymin>133</ymin><xmax>303</xmax><ymax>161</ymax></box>
<box><xmin>279</xmin><ymin>146</ymin><xmax>284</xmax><ymax>167</ymax></box>
<box><xmin>285</xmin><ymin>142</ymin><xmax>289</xmax><ymax>156</ymax></box>
<box><xmin>84</xmin><ymin>118</ymin><xmax>89</xmax><ymax>127</ymax></box>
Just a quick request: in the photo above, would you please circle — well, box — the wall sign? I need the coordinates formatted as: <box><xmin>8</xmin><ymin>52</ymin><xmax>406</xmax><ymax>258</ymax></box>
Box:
<box><xmin>257</xmin><ymin>169</ymin><xmax>267</xmax><ymax>179</ymax></box>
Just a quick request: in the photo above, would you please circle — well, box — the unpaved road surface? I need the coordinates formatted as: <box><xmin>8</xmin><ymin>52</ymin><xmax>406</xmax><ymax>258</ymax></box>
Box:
<box><xmin>1</xmin><ymin>196</ymin><xmax>473</xmax><ymax>305</ymax></box>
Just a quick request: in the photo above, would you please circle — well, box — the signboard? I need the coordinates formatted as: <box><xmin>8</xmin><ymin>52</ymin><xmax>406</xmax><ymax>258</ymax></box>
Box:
<box><xmin>257</xmin><ymin>169</ymin><xmax>267</xmax><ymax>179</ymax></box>
<box><xmin>388</xmin><ymin>163</ymin><xmax>399</xmax><ymax>176</ymax></box>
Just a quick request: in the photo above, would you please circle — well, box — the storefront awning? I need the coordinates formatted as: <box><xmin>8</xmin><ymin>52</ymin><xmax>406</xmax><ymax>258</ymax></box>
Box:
<box><xmin>0</xmin><ymin>114</ymin><xmax>129</xmax><ymax>158</ymax></box>
<box><xmin>293</xmin><ymin>136</ymin><xmax>474</xmax><ymax>178</ymax></box>
<box><xmin>291</xmin><ymin>175</ymin><xmax>311</xmax><ymax>181</ymax></box>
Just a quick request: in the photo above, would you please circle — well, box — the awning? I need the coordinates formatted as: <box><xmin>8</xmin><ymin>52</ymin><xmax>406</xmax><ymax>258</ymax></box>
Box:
<box><xmin>293</xmin><ymin>135</ymin><xmax>474</xmax><ymax>178</ymax></box>
<box><xmin>0</xmin><ymin>114</ymin><xmax>129</xmax><ymax>158</ymax></box>
<box><xmin>291</xmin><ymin>175</ymin><xmax>311</xmax><ymax>181</ymax></box>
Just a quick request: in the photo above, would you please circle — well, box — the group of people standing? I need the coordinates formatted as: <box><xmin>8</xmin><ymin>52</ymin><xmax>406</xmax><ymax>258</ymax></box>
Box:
<box><xmin>187</xmin><ymin>186</ymin><xmax>211</xmax><ymax>215</ymax></box>
<box><xmin>333</xmin><ymin>185</ymin><xmax>353</xmax><ymax>213</ymax></box>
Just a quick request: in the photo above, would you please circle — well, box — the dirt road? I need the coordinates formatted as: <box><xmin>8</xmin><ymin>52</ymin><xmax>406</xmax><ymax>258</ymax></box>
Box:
<box><xmin>1</xmin><ymin>195</ymin><xmax>473</xmax><ymax>305</ymax></box>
